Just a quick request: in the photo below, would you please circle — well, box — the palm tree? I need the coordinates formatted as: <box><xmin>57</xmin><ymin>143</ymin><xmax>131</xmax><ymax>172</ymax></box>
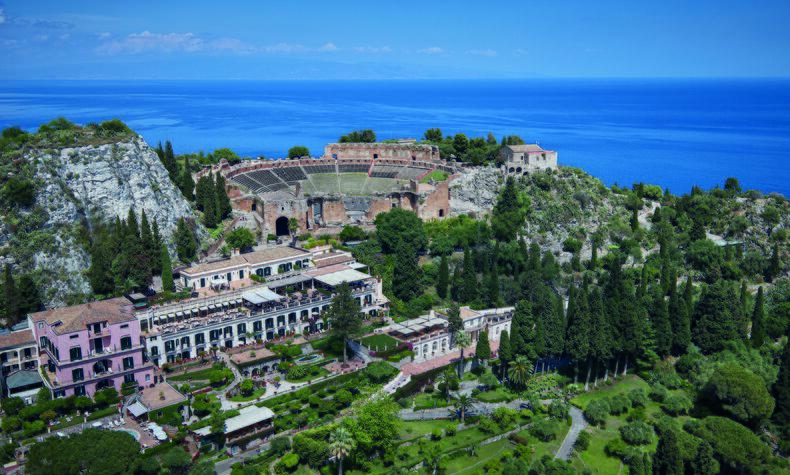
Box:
<box><xmin>455</xmin><ymin>393</ymin><xmax>477</xmax><ymax>423</ymax></box>
<box><xmin>329</xmin><ymin>427</ymin><xmax>355</xmax><ymax>475</ymax></box>
<box><xmin>455</xmin><ymin>332</ymin><xmax>471</xmax><ymax>378</ymax></box>
<box><xmin>437</xmin><ymin>367</ymin><xmax>456</xmax><ymax>403</ymax></box>
<box><xmin>508</xmin><ymin>355</ymin><xmax>532</xmax><ymax>389</ymax></box>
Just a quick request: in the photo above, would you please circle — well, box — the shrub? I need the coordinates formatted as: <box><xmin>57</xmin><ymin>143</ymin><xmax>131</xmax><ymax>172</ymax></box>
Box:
<box><xmin>492</xmin><ymin>407</ymin><xmax>518</xmax><ymax>428</ymax></box>
<box><xmin>445</xmin><ymin>426</ymin><xmax>457</xmax><ymax>437</ymax></box>
<box><xmin>604</xmin><ymin>437</ymin><xmax>629</xmax><ymax>458</ymax></box>
<box><xmin>270</xmin><ymin>436</ymin><xmax>292</xmax><ymax>456</ymax></box>
<box><xmin>478</xmin><ymin>416</ymin><xmax>498</xmax><ymax>434</ymax></box>
<box><xmin>574</xmin><ymin>431</ymin><xmax>592</xmax><ymax>453</ymax></box>
<box><xmin>334</xmin><ymin>389</ymin><xmax>353</xmax><ymax>406</ymax></box>
<box><xmin>649</xmin><ymin>384</ymin><xmax>668</xmax><ymax>402</ymax></box>
<box><xmin>529</xmin><ymin>418</ymin><xmax>557</xmax><ymax>442</ymax></box>
<box><xmin>663</xmin><ymin>393</ymin><xmax>693</xmax><ymax>416</ymax></box>
<box><xmin>431</xmin><ymin>428</ymin><xmax>443</xmax><ymax>440</ymax></box>
<box><xmin>619</xmin><ymin>421</ymin><xmax>654</xmax><ymax>446</ymax></box>
<box><xmin>628</xmin><ymin>388</ymin><xmax>648</xmax><ymax>408</ymax></box>
<box><xmin>548</xmin><ymin>400</ymin><xmax>570</xmax><ymax>420</ymax></box>
<box><xmin>274</xmin><ymin>452</ymin><xmax>299</xmax><ymax>474</ymax></box>
<box><xmin>608</xmin><ymin>394</ymin><xmax>632</xmax><ymax>415</ymax></box>
<box><xmin>584</xmin><ymin>399</ymin><xmax>610</xmax><ymax>427</ymax></box>
<box><xmin>2</xmin><ymin>178</ymin><xmax>35</xmax><ymax>207</ymax></box>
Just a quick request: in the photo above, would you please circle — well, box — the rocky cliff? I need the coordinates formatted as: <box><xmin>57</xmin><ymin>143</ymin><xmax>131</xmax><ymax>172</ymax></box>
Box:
<box><xmin>0</xmin><ymin>135</ymin><xmax>199</xmax><ymax>307</ymax></box>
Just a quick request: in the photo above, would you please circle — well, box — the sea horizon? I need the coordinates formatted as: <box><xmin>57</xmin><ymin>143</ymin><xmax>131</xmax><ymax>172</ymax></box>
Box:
<box><xmin>2</xmin><ymin>78</ymin><xmax>789</xmax><ymax>196</ymax></box>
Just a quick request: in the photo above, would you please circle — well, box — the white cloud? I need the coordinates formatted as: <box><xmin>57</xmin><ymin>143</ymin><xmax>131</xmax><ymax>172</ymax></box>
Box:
<box><xmin>467</xmin><ymin>49</ymin><xmax>497</xmax><ymax>57</ymax></box>
<box><xmin>96</xmin><ymin>32</ymin><xmax>111</xmax><ymax>39</ymax></box>
<box><xmin>0</xmin><ymin>8</ymin><xmax>5</xmax><ymax>25</ymax></box>
<box><xmin>514</xmin><ymin>48</ymin><xmax>528</xmax><ymax>56</ymax></box>
<box><xmin>97</xmin><ymin>31</ymin><xmax>204</xmax><ymax>55</ymax></box>
<box><xmin>318</xmin><ymin>42</ymin><xmax>337</xmax><ymax>52</ymax></box>
<box><xmin>353</xmin><ymin>46</ymin><xmax>392</xmax><ymax>54</ymax></box>
<box><xmin>260</xmin><ymin>42</ymin><xmax>307</xmax><ymax>54</ymax></box>
<box><xmin>418</xmin><ymin>46</ymin><xmax>444</xmax><ymax>55</ymax></box>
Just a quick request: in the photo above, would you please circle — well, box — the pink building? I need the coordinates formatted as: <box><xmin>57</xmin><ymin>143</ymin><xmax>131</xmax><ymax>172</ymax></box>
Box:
<box><xmin>30</xmin><ymin>297</ymin><xmax>154</xmax><ymax>398</ymax></box>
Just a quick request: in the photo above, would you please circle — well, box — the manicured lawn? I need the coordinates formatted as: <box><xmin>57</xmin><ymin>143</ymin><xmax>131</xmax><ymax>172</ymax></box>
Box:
<box><xmin>570</xmin><ymin>375</ymin><xmax>650</xmax><ymax>410</ymax></box>
<box><xmin>516</xmin><ymin>419</ymin><xmax>571</xmax><ymax>460</ymax></box>
<box><xmin>446</xmin><ymin>438</ymin><xmax>513</xmax><ymax>474</ymax></box>
<box><xmin>229</xmin><ymin>387</ymin><xmax>267</xmax><ymax>402</ymax></box>
<box><xmin>399</xmin><ymin>420</ymin><xmax>455</xmax><ymax>441</ymax></box>
<box><xmin>360</xmin><ymin>334</ymin><xmax>399</xmax><ymax>351</ymax></box>
<box><xmin>476</xmin><ymin>387</ymin><xmax>516</xmax><ymax>403</ymax></box>
<box><xmin>285</xmin><ymin>366</ymin><xmax>329</xmax><ymax>383</ymax></box>
<box><xmin>413</xmin><ymin>392</ymin><xmax>450</xmax><ymax>410</ymax></box>
<box><xmin>420</xmin><ymin>170</ymin><xmax>450</xmax><ymax>183</ymax></box>
<box><xmin>168</xmin><ymin>367</ymin><xmax>217</xmax><ymax>382</ymax></box>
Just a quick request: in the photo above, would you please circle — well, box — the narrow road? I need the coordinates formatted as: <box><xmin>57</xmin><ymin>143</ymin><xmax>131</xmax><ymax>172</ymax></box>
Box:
<box><xmin>399</xmin><ymin>399</ymin><xmax>528</xmax><ymax>421</ymax></box>
<box><xmin>214</xmin><ymin>439</ymin><xmax>272</xmax><ymax>475</ymax></box>
<box><xmin>555</xmin><ymin>406</ymin><xmax>587</xmax><ymax>460</ymax></box>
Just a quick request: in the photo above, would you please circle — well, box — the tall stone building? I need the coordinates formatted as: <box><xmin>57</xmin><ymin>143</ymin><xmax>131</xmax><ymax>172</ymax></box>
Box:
<box><xmin>500</xmin><ymin>144</ymin><xmax>558</xmax><ymax>176</ymax></box>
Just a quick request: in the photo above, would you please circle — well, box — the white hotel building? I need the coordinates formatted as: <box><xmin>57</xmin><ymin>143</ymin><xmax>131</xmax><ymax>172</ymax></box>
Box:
<box><xmin>139</xmin><ymin>246</ymin><xmax>387</xmax><ymax>365</ymax></box>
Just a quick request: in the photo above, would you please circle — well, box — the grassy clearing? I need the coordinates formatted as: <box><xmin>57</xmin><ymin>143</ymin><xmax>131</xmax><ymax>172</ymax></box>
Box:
<box><xmin>570</xmin><ymin>375</ymin><xmax>650</xmax><ymax>409</ymax></box>
<box><xmin>420</xmin><ymin>170</ymin><xmax>450</xmax><ymax>183</ymax></box>
<box><xmin>446</xmin><ymin>438</ymin><xmax>514</xmax><ymax>474</ymax></box>
<box><xmin>476</xmin><ymin>387</ymin><xmax>517</xmax><ymax>403</ymax></box>
<box><xmin>167</xmin><ymin>366</ymin><xmax>216</xmax><ymax>382</ymax></box>
<box><xmin>413</xmin><ymin>392</ymin><xmax>450</xmax><ymax>410</ymax></box>
<box><xmin>360</xmin><ymin>334</ymin><xmax>399</xmax><ymax>351</ymax></box>
<box><xmin>229</xmin><ymin>387</ymin><xmax>267</xmax><ymax>402</ymax></box>
<box><xmin>399</xmin><ymin>420</ymin><xmax>455</xmax><ymax>441</ymax></box>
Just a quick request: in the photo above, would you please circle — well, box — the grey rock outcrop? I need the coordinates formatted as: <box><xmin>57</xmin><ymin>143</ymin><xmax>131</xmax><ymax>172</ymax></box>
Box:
<box><xmin>449</xmin><ymin>166</ymin><xmax>502</xmax><ymax>216</ymax></box>
<box><xmin>1</xmin><ymin>135</ymin><xmax>202</xmax><ymax>307</ymax></box>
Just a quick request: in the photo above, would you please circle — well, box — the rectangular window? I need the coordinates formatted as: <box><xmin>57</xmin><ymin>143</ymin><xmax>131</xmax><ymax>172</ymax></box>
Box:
<box><xmin>150</xmin><ymin>346</ymin><xmax>159</xmax><ymax>356</ymax></box>
<box><xmin>54</xmin><ymin>390</ymin><xmax>66</xmax><ymax>399</ymax></box>
<box><xmin>195</xmin><ymin>333</ymin><xmax>205</xmax><ymax>345</ymax></box>
<box><xmin>239</xmin><ymin>270</ymin><xmax>244</xmax><ymax>279</ymax></box>
<box><xmin>145</xmin><ymin>374</ymin><xmax>151</xmax><ymax>382</ymax></box>
<box><xmin>164</xmin><ymin>340</ymin><xmax>175</xmax><ymax>352</ymax></box>
<box><xmin>72</xmin><ymin>368</ymin><xmax>84</xmax><ymax>382</ymax></box>
<box><xmin>120</xmin><ymin>336</ymin><xmax>133</xmax><ymax>350</ymax></box>
<box><xmin>69</xmin><ymin>346</ymin><xmax>82</xmax><ymax>362</ymax></box>
<box><xmin>120</xmin><ymin>324</ymin><xmax>129</xmax><ymax>329</ymax></box>
<box><xmin>70</xmin><ymin>334</ymin><xmax>79</xmax><ymax>339</ymax></box>
<box><xmin>123</xmin><ymin>374</ymin><xmax>135</xmax><ymax>384</ymax></box>
<box><xmin>237</xmin><ymin>323</ymin><xmax>246</xmax><ymax>335</ymax></box>
<box><xmin>73</xmin><ymin>385</ymin><xmax>86</xmax><ymax>397</ymax></box>
<box><xmin>123</xmin><ymin>356</ymin><xmax>134</xmax><ymax>370</ymax></box>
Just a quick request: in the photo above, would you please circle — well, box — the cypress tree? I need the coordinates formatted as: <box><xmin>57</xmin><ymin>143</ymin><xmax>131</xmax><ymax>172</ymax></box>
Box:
<box><xmin>668</xmin><ymin>277</ymin><xmax>690</xmax><ymax>355</ymax></box>
<box><xmin>88</xmin><ymin>233</ymin><xmax>113</xmax><ymax>295</ymax></box>
<box><xmin>590</xmin><ymin>241</ymin><xmax>598</xmax><ymax>270</ymax></box>
<box><xmin>528</xmin><ymin>242</ymin><xmax>541</xmax><ymax>272</ymax></box>
<box><xmin>768</xmin><ymin>242</ymin><xmax>781</xmax><ymax>282</ymax></box>
<box><xmin>653</xmin><ymin>430</ymin><xmax>683</xmax><ymax>475</ymax></box>
<box><xmin>589</xmin><ymin>287</ymin><xmax>611</xmax><ymax>385</ymax></box>
<box><xmin>462</xmin><ymin>247</ymin><xmax>478</xmax><ymax>303</ymax></box>
<box><xmin>450</xmin><ymin>264</ymin><xmax>463</xmax><ymax>302</ymax></box>
<box><xmin>566</xmin><ymin>284</ymin><xmax>592</xmax><ymax>387</ymax></box>
<box><xmin>215</xmin><ymin>173</ymin><xmax>232</xmax><ymax>220</ymax></box>
<box><xmin>393</xmin><ymin>239</ymin><xmax>422</xmax><ymax>302</ymax></box>
<box><xmin>498</xmin><ymin>330</ymin><xmax>511</xmax><ymax>379</ymax></box>
<box><xmin>691</xmin><ymin>281</ymin><xmax>743</xmax><ymax>354</ymax></box>
<box><xmin>436</xmin><ymin>255</ymin><xmax>449</xmax><ymax>299</ymax></box>
<box><xmin>17</xmin><ymin>275</ymin><xmax>42</xmax><ymax>315</ymax></box>
<box><xmin>485</xmin><ymin>263</ymin><xmax>499</xmax><ymax>307</ymax></box>
<box><xmin>3</xmin><ymin>265</ymin><xmax>19</xmax><ymax>324</ymax></box>
<box><xmin>650</xmin><ymin>288</ymin><xmax>672</xmax><ymax>358</ymax></box>
<box><xmin>509</xmin><ymin>317</ymin><xmax>526</xmax><ymax>357</ymax></box>
<box><xmin>181</xmin><ymin>155</ymin><xmax>195</xmax><ymax>201</ymax></box>
<box><xmin>683</xmin><ymin>277</ymin><xmax>694</xmax><ymax>318</ymax></box>
<box><xmin>161</xmin><ymin>244</ymin><xmax>174</xmax><ymax>292</ymax></box>
<box><xmin>637</xmin><ymin>266</ymin><xmax>648</xmax><ymax>300</ymax></box>
<box><xmin>739</xmin><ymin>280</ymin><xmax>749</xmax><ymax>316</ymax></box>
<box><xmin>151</xmin><ymin>219</ymin><xmax>163</xmax><ymax>275</ymax></box>
<box><xmin>140</xmin><ymin>209</ymin><xmax>155</xmax><ymax>272</ymax></box>
<box><xmin>155</xmin><ymin>141</ymin><xmax>165</xmax><ymax>160</ymax></box>
<box><xmin>175</xmin><ymin>218</ymin><xmax>197</xmax><ymax>263</ymax></box>
<box><xmin>751</xmin><ymin>286</ymin><xmax>766</xmax><ymax>348</ymax></box>
<box><xmin>630</xmin><ymin>208</ymin><xmax>639</xmax><ymax>231</ymax></box>
<box><xmin>691</xmin><ymin>441</ymin><xmax>719</xmax><ymax>475</ymax></box>
<box><xmin>773</xmin><ymin>338</ymin><xmax>790</xmax><ymax>427</ymax></box>
<box><xmin>475</xmin><ymin>330</ymin><xmax>491</xmax><ymax>365</ymax></box>
<box><xmin>163</xmin><ymin>140</ymin><xmax>178</xmax><ymax>179</ymax></box>
<box><xmin>203</xmin><ymin>188</ymin><xmax>217</xmax><ymax>228</ymax></box>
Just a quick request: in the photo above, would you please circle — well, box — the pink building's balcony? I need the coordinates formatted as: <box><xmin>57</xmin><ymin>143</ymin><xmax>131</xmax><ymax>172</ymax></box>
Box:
<box><xmin>45</xmin><ymin>361</ymin><xmax>154</xmax><ymax>388</ymax></box>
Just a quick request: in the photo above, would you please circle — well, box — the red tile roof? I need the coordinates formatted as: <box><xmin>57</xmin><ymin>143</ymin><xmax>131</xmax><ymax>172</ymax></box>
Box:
<box><xmin>29</xmin><ymin>297</ymin><xmax>135</xmax><ymax>335</ymax></box>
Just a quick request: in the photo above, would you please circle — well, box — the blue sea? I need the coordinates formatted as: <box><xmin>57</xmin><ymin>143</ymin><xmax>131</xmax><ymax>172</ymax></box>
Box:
<box><xmin>1</xmin><ymin>79</ymin><xmax>789</xmax><ymax>196</ymax></box>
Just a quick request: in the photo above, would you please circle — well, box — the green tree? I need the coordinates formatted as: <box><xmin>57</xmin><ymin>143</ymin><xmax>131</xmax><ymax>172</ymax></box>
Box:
<box><xmin>329</xmin><ymin>427</ymin><xmax>355</xmax><ymax>475</ymax></box>
<box><xmin>374</xmin><ymin>208</ymin><xmax>426</xmax><ymax>254</ymax></box>
<box><xmin>161</xmin><ymin>245</ymin><xmax>174</xmax><ymax>292</ymax></box>
<box><xmin>491</xmin><ymin>176</ymin><xmax>524</xmax><ymax>242</ymax></box>
<box><xmin>653</xmin><ymin>429</ymin><xmax>683</xmax><ymax>475</ymax></box>
<box><xmin>325</xmin><ymin>283</ymin><xmax>362</xmax><ymax>363</ymax></box>
<box><xmin>455</xmin><ymin>332</ymin><xmax>471</xmax><ymax>378</ymax></box>
<box><xmin>508</xmin><ymin>355</ymin><xmax>532</xmax><ymax>388</ymax></box>
<box><xmin>475</xmin><ymin>330</ymin><xmax>491</xmax><ymax>365</ymax></box>
<box><xmin>437</xmin><ymin>367</ymin><xmax>457</xmax><ymax>403</ymax></box>
<box><xmin>436</xmin><ymin>254</ymin><xmax>449</xmax><ymax>299</ymax></box>
<box><xmin>224</xmin><ymin>227</ymin><xmax>256</xmax><ymax>251</ymax></box>
<box><xmin>288</xmin><ymin>145</ymin><xmax>310</xmax><ymax>159</ymax></box>
<box><xmin>214</xmin><ymin>173</ymin><xmax>232</xmax><ymax>220</ymax></box>
<box><xmin>767</xmin><ymin>242</ymin><xmax>781</xmax><ymax>282</ymax></box>
<box><xmin>344</xmin><ymin>396</ymin><xmax>401</xmax><ymax>454</ymax></box>
<box><xmin>163</xmin><ymin>140</ymin><xmax>178</xmax><ymax>179</ymax></box>
<box><xmin>565</xmin><ymin>283</ymin><xmax>592</xmax><ymax>387</ymax></box>
<box><xmin>692</xmin><ymin>281</ymin><xmax>744</xmax><ymax>354</ymax></box>
<box><xmin>423</xmin><ymin>128</ymin><xmax>443</xmax><ymax>143</ymax></box>
<box><xmin>339</xmin><ymin>129</ymin><xmax>376</xmax><ymax>143</ymax></box>
<box><xmin>161</xmin><ymin>447</ymin><xmax>191</xmax><ymax>475</ymax></box>
<box><xmin>455</xmin><ymin>394</ymin><xmax>476</xmax><ymax>423</ymax></box>
<box><xmin>650</xmin><ymin>288</ymin><xmax>672</xmax><ymax>358</ymax></box>
<box><xmin>498</xmin><ymin>330</ymin><xmax>511</xmax><ymax>380</ymax></box>
<box><xmin>692</xmin><ymin>441</ymin><xmax>719</xmax><ymax>475</ymax></box>
<box><xmin>751</xmin><ymin>286</ymin><xmax>766</xmax><ymax>348</ymax></box>
<box><xmin>461</xmin><ymin>247</ymin><xmax>478</xmax><ymax>303</ymax></box>
<box><xmin>175</xmin><ymin>218</ymin><xmax>197</xmax><ymax>263</ymax></box>
<box><xmin>705</xmin><ymin>363</ymin><xmax>775</xmax><ymax>427</ymax></box>
<box><xmin>774</xmin><ymin>339</ymin><xmax>790</xmax><ymax>427</ymax></box>
<box><xmin>3</xmin><ymin>264</ymin><xmax>20</xmax><ymax>324</ymax></box>
<box><xmin>180</xmin><ymin>155</ymin><xmax>195</xmax><ymax>200</ymax></box>
<box><xmin>26</xmin><ymin>429</ymin><xmax>140</xmax><ymax>475</ymax></box>
<box><xmin>393</xmin><ymin>239</ymin><xmax>422</xmax><ymax>301</ymax></box>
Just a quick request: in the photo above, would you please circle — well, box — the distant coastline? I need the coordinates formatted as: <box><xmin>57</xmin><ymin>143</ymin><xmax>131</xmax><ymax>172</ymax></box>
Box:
<box><xmin>1</xmin><ymin>78</ymin><xmax>789</xmax><ymax>195</ymax></box>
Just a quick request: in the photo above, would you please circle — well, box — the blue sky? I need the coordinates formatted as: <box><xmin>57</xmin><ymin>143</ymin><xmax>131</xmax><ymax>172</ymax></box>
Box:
<box><xmin>1</xmin><ymin>0</ymin><xmax>789</xmax><ymax>79</ymax></box>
